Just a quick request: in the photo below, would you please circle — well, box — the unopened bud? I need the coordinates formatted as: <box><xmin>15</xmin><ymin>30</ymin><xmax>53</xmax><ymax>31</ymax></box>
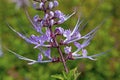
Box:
<box><xmin>53</xmin><ymin>0</ymin><xmax>59</xmax><ymax>7</ymax></box>
<box><xmin>49</xmin><ymin>11</ymin><xmax>54</xmax><ymax>18</ymax></box>
<box><xmin>48</xmin><ymin>1</ymin><xmax>54</xmax><ymax>9</ymax></box>
<box><xmin>44</xmin><ymin>14</ymin><xmax>49</xmax><ymax>20</ymax></box>
<box><xmin>55</xmin><ymin>27</ymin><xmax>64</xmax><ymax>35</ymax></box>
<box><xmin>54</xmin><ymin>10</ymin><xmax>62</xmax><ymax>18</ymax></box>
<box><xmin>33</xmin><ymin>15</ymin><xmax>39</xmax><ymax>22</ymax></box>
<box><xmin>58</xmin><ymin>16</ymin><xmax>65</xmax><ymax>24</ymax></box>
<box><xmin>39</xmin><ymin>2</ymin><xmax>44</xmax><ymax>9</ymax></box>
<box><xmin>50</xmin><ymin>19</ymin><xmax>54</xmax><ymax>26</ymax></box>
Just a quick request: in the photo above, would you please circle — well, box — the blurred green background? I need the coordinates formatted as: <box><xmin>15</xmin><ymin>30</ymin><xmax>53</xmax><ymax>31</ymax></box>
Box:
<box><xmin>0</xmin><ymin>0</ymin><xmax>120</xmax><ymax>80</ymax></box>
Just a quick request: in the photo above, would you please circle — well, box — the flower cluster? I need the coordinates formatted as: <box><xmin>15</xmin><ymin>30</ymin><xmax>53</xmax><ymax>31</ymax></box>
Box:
<box><xmin>8</xmin><ymin>0</ymin><xmax>104</xmax><ymax>72</ymax></box>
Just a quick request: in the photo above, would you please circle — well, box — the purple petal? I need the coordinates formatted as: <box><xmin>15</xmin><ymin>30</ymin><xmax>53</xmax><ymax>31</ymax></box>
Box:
<box><xmin>38</xmin><ymin>54</ymin><xmax>43</xmax><ymax>61</ymax></box>
<box><xmin>25</xmin><ymin>10</ymin><xmax>42</xmax><ymax>33</ymax></box>
<box><xmin>74</xmin><ymin>42</ymin><xmax>81</xmax><ymax>49</ymax></box>
<box><xmin>71</xmin><ymin>31</ymin><xmax>81</xmax><ymax>40</ymax></box>
<box><xmin>33</xmin><ymin>15</ymin><xmax>39</xmax><ymax>22</ymax></box>
<box><xmin>81</xmin><ymin>38</ymin><xmax>91</xmax><ymax>48</ymax></box>
<box><xmin>55</xmin><ymin>27</ymin><xmax>64</xmax><ymax>35</ymax></box>
<box><xmin>64</xmin><ymin>46</ymin><xmax>71</xmax><ymax>54</ymax></box>
<box><xmin>46</xmin><ymin>29</ymin><xmax>51</xmax><ymax>42</ymax></box>
<box><xmin>8</xmin><ymin>25</ymin><xmax>37</xmax><ymax>44</ymax></box>
<box><xmin>33</xmin><ymin>2</ymin><xmax>37</xmax><ymax>9</ymax></box>
<box><xmin>49</xmin><ymin>11</ymin><xmax>54</xmax><ymax>18</ymax></box>
<box><xmin>63</xmin><ymin>30</ymin><xmax>71</xmax><ymax>38</ymax></box>
<box><xmin>74</xmin><ymin>31</ymin><xmax>81</xmax><ymax>37</ymax></box>
<box><xmin>40</xmin><ymin>34</ymin><xmax>48</xmax><ymax>41</ymax></box>
<box><xmin>29</xmin><ymin>35</ymin><xmax>39</xmax><ymax>44</ymax></box>
<box><xmin>44</xmin><ymin>48</ymin><xmax>51</xmax><ymax>59</ymax></box>
<box><xmin>58</xmin><ymin>16</ymin><xmax>65</xmax><ymax>24</ymax></box>
<box><xmin>50</xmin><ymin>19</ymin><xmax>54</xmax><ymax>26</ymax></box>
<box><xmin>30</xmin><ymin>34</ymin><xmax>48</xmax><ymax>47</ymax></box>
<box><xmin>44</xmin><ymin>14</ymin><xmax>49</xmax><ymax>20</ymax></box>
<box><xmin>82</xmin><ymin>49</ymin><xmax>88</xmax><ymax>57</ymax></box>
<box><xmin>37</xmin><ymin>35</ymin><xmax>47</xmax><ymax>46</ymax></box>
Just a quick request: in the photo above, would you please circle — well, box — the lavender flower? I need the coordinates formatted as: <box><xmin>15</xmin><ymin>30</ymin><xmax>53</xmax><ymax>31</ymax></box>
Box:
<box><xmin>53</xmin><ymin>0</ymin><xmax>59</xmax><ymax>7</ymax></box>
<box><xmin>64</xmin><ymin>46</ymin><xmax>71</xmax><ymax>54</ymax></box>
<box><xmin>8</xmin><ymin>0</ymin><xmax>105</xmax><ymax>73</ymax></box>
<box><xmin>38</xmin><ymin>54</ymin><xmax>43</xmax><ymax>61</ymax></box>
<box><xmin>44</xmin><ymin>48</ymin><xmax>51</xmax><ymax>59</ymax></box>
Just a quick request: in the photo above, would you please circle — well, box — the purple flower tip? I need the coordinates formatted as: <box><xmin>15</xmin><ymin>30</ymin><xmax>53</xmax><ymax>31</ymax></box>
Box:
<box><xmin>64</xmin><ymin>46</ymin><xmax>72</xmax><ymax>54</ymax></box>
<box><xmin>49</xmin><ymin>11</ymin><xmax>54</xmax><ymax>18</ymax></box>
<box><xmin>82</xmin><ymin>49</ymin><xmax>88</xmax><ymax>57</ymax></box>
<box><xmin>63</xmin><ymin>30</ymin><xmax>71</xmax><ymax>39</ymax></box>
<box><xmin>54</xmin><ymin>10</ymin><xmax>62</xmax><ymax>18</ymax></box>
<box><xmin>33</xmin><ymin>15</ymin><xmax>39</xmax><ymax>22</ymax></box>
<box><xmin>74</xmin><ymin>42</ymin><xmax>81</xmax><ymax>49</ymax></box>
<box><xmin>55</xmin><ymin>27</ymin><xmax>64</xmax><ymax>35</ymax></box>
<box><xmin>44</xmin><ymin>48</ymin><xmax>51</xmax><ymax>59</ymax></box>
<box><xmin>58</xmin><ymin>16</ymin><xmax>65</xmax><ymax>24</ymax></box>
<box><xmin>39</xmin><ymin>2</ymin><xmax>44</xmax><ymax>9</ymax></box>
<box><xmin>38</xmin><ymin>54</ymin><xmax>43</xmax><ymax>61</ymax></box>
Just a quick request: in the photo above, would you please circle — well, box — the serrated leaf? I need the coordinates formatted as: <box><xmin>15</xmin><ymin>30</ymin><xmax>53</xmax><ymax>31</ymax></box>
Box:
<box><xmin>51</xmin><ymin>74</ymin><xmax>64</xmax><ymax>80</ymax></box>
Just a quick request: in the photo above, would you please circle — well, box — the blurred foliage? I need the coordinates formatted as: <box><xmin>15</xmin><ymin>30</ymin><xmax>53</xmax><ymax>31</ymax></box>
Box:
<box><xmin>51</xmin><ymin>68</ymin><xmax>80</xmax><ymax>80</ymax></box>
<box><xmin>0</xmin><ymin>0</ymin><xmax>120</xmax><ymax>80</ymax></box>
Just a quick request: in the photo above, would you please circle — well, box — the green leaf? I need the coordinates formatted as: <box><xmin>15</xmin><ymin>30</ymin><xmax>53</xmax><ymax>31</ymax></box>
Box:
<box><xmin>51</xmin><ymin>74</ymin><xmax>64</xmax><ymax>80</ymax></box>
<box><xmin>51</xmin><ymin>68</ymin><xmax>80</xmax><ymax>80</ymax></box>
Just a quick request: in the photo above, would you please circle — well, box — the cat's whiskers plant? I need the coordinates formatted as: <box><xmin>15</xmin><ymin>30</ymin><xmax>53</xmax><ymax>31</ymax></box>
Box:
<box><xmin>8</xmin><ymin>0</ymin><xmax>105</xmax><ymax>73</ymax></box>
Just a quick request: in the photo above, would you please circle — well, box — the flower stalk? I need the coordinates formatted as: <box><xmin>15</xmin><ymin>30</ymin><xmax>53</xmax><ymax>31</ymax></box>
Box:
<box><xmin>48</xmin><ymin>25</ymin><xmax>68</xmax><ymax>73</ymax></box>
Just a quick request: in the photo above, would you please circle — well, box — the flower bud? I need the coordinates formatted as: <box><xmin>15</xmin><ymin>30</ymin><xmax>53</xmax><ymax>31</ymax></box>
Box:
<box><xmin>40</xmin><ymin>20</ymin><xmax>45</xmax><ymax>27</ymax></box>
<box><xmin>54</xmin><ymin>10</ymin><xmax>62</xmax><ymax>18</ymax></box>
<box><xmin>55</xmin><ymin>27</ymin><xmax>64</xmax><ymax>35</ymax></box>
<box><xmin>33</xmin><ymin>15</ymin><xmax>39</xmax><ymax>22</ymax></box>
<box><xmin>64</xmin><ymin>46</ymin><xmax>71</xmax><ymax>54</ymax></box>
<box><xmin>39</xmin><ymin>2</ymin><xmax>44</xmax><ymax>9</ymax></box>
<box><xmin>58</xmin><ymin>16</ymin><xmax>65</xmax><ymax>24</ymax></box>
<box><xmin>48</xmin><ymin>1</ymin><xmax>54</xmax><ymax>9</ymax></box>
<box><xmin>38</xmin><ymin>54</ymin><xmax>43</xmax><ymax>61</ymax></box>
<box><xmin>50</xmin><ymin>19</ymin><xmax>54</xmax><ymax>26</ymax></box>
<box><xmin>53</xmin><ymin>0</ymin><xmax>59</xmax><ymax>7</ymax></box>
<box><xmin>30</xmin><ymin>34</ymin><xmax>36</xmax><ymax>39</ymax></box>
<box><xmin>33</xmin><ymin>2</ymin><xmax>37</xmax><ymax>9</ymax></box>
<box><xmin>49</xmin><ymin>11</ymin><xmax>54</xmax><ymax>19</ymax></box>
<box><xmin>44</xmin><ymin>14</ymin><xmax>49</xmax><ymax>20</ymax></box>
<box><xmin>82</xmin><ymin>49</ymin><xmax>88</xmax><ymax>57</ymax></box>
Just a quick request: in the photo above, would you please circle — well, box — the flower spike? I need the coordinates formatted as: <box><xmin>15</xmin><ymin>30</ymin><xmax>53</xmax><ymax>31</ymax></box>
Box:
<box><xmin>8</xmin><ymin>0</ymin><xmax>107</xmax><ymax>73</ymax></box>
